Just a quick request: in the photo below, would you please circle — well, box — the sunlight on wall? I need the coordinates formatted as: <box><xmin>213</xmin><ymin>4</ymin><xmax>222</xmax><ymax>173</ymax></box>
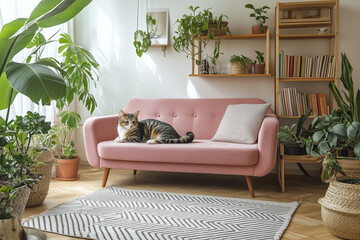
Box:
<box><xmin>186</xmin><ymin>79</ymin><xmax>200</xmax><ymax>98</ymax></box>
<box><xmin>96</xmin><ymin>6</ymin><xmax>115</xmax><ymax>57</ymax></box>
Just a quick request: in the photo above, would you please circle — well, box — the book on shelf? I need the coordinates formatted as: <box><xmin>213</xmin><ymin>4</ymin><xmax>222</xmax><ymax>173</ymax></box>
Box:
<box><xmin>278</xmin><ymin>52</ymin><xmax>335</xmax><ymax>78</ymax></box>
<box><xmin>279</xmin><ymin>88</ymin><xmax>328</xmax><ymax>116</ymax></box>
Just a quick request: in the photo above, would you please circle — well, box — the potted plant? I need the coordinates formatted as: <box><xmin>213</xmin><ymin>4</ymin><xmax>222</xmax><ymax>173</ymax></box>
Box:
<box><xmin>0</xmin><ymin>0</ymin><xmax>93</xmax><ymax>225</ymax></box>
<box><xmin>304</xmin><ymin>53</ymin><xmax>360</xmax><ymax>239</ymax></box>
<box><xmin>48</xmin><ymin>112</ymin><xmax>82</xmax><ymax>181</ymax></box>
<box><xmin>0</xmin><ymin>186</ymin><xmax>26</xmax><ymax>239</ymax></box>
<box><xmin>278</xmin><ymin>110</ymin><xmax>313</xmax><ymax>155</ymax></box>
<box><xmin>254</xmin><ymin>51</ymin><xmax>265</xmax><ymax>74</ymax></box>
<box><xmin>245</xmin><ymin>4</ymin><xmax>270</xmax><ymax>34</ymax></box>
<box><xmin>133</xmin><ymin>15</ymin><xmax>157</xmax><ymax>57</ymax></box>
<box><xmin>173</xmin><ymin>6</ymin><xmax>231</xmax><ymax>65</ymax></box>
<box><xmin>229</xmin><ymin>55</ymin><xmax>255</xmax><ymax>74</ymax></box>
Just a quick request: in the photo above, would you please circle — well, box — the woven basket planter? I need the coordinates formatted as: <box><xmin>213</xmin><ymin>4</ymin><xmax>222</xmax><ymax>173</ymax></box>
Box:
<box><xmin>0</xmin><ymin>185</ymin><xmax>30</xmax><ymax>220</ymax></box>
<box><xmin>209</xmin><ymin>21</ymin><xmax>228</xmax><ymax>36</ymax></box>
<box><xmin>26</xmin><ymin>150</ymin><xmax>55</xmax><ymax>207</ymax></box>
<box><xmin>338</xmin><ymin>159</ymin><xmax>360</xmax><ymax>178</ymax></box>
<box><xmin>231</xmin><ymin>62</ymin><xmax>253</xmax><ymax>74</ymax></box>
<box><xmin>318</xmin><ymin>179</ymin><xmax>360</xmax><ymax>240</ymax></box>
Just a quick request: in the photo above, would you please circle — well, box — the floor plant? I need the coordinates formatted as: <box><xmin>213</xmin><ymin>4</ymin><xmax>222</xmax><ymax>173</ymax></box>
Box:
<box><xmin>0</xmin><ymin>0</ymin><xmax>93</xmax><ymax>232</ymax></box>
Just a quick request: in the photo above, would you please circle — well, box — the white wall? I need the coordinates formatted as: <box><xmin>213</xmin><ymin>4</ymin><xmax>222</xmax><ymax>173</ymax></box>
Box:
<box><xmin>74</xmin><ymin>0</ymin><xmax>360</xmax><ymax>166</ymax></box>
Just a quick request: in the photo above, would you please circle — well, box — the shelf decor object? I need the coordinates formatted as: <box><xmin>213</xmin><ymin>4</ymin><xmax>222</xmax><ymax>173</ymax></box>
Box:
<box><xmin>190</xmin><ymin>31</ymin><xmax>271</xmax><ymax>77</ymax></box>
<box><xmin>275</xmin><ymin>0</ymin><xmax>339</xmax><ymax>118</ymax></box>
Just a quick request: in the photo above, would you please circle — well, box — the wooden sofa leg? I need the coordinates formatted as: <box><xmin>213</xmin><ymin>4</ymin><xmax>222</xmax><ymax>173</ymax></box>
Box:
<box><xmin>245</xmin><ymin>176</ymin><xmax>255</xmax><ymax>198</ymax></box>
<box><xmin>102</xmin><ymin>168</ymin><xmax>111</xmax><ymax>187</ymax></box>
<box><xmin>133</xmin><ymin>170</ymin><xmax>137</xmax><ymax>175</ymax></box>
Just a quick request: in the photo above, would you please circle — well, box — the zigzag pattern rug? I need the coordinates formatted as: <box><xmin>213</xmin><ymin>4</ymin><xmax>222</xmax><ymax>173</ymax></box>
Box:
<box><xmin>23</xmin><ymin>187</ymin><xmax>299</xmax><ymax>240</ymax></box>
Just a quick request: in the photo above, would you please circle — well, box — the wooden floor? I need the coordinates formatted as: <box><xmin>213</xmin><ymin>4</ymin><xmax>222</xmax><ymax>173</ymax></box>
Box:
<box><xmin>23</xmin><ymin>165</ymin><xmax>340</xmax><ymax>240</ymax></box>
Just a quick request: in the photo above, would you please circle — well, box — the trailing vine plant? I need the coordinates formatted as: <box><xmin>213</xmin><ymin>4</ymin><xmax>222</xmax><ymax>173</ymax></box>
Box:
<box><xmin>133</xmin><ymin>0</ymin><xmax>157</xmax><ymax>57</ymax></box>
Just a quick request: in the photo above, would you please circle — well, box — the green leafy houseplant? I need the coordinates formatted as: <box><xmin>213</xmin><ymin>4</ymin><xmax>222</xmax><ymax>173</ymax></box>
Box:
<box><xmin>278</xmin><ymin>110</ymin><xmax>312</xmax><ymax>149</ymax></box>
<box><xmin>173</xmin><ymin>6</ymin><xmax>231</xmax><ymax>65</ymax></box>
<box><xmin>133</xmin><ymin>15</ymin><xmax>156</xmax><ymax>57</ymax></box>
<box><xmin>245</xmin><ymin>4</ymin><xmax>270</xmax><ymax>33</ymax></box>
<box><xmin>305</xmin><ymin>54</ymin><xmax>360</xmax><ymax>180</ymax></box>
<box><xmin>0</xmin><ymin>0</ymin><xmax>93</xmax><ymax>219</ymax></box>
<box><xmin>229</xmin><ymin>54</ymin><xmax>254</xmax><ymax>74</ymax></box>
<box><xmin>255</xmin><ymin>51</ymin><xmax>264</xmax><ymax>64</ymax></box>
<box><xmin>329</xmin><ymin>53</ymin><xmax>360</xmax><ymax>122</ymax></box>
<box><xmin>0</xmin><ymin>186</ymin><xmax>17</xmax><ymax>220</ymax></box>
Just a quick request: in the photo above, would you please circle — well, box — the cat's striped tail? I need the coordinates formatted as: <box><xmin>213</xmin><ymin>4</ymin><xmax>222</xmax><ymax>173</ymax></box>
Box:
<box><xmin>156</xmin><ymin>132</ymin><xmax>194</xmax><ymax>144</ymax></box>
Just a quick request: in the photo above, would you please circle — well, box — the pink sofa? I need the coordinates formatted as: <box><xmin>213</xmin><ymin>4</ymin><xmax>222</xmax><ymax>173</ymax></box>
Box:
<box><xmin>83</xmin><ymin>98</ymin><xmax>279</xmax><ymax>198</ymax></box>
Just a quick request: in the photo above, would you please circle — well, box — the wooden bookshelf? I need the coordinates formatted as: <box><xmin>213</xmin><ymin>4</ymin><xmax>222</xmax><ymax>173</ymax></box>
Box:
<box><xmin>275</xmin><ymin>0</ymin><xmax>339</xmax><ymax>117</ymax></box>
<box><xmin>190</xmin><ymin>30</ymin><xmax>271</xmax><ymax>77</ymax></box>
<box><xmin>190</xmin><ymin>74</ymin><xmax>272</xmax><ymax>77</ymax></box>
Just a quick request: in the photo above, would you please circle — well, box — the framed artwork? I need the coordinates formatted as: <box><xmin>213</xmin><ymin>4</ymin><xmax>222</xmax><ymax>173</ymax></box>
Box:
<box><xmin>147</xmin><ymin>8</ymin><xmax>169</xmax><ymax>46</ymax></box>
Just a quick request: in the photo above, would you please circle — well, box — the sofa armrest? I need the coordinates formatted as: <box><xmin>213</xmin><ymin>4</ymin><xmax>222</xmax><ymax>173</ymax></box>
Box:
<box><xmin>254</xmin><ymin>114</ymin><xmax>279</xmax><ymax>176</ymax></box>
<box><xmin>83</xmin><ymin>115</ymin><xmax>118</xmax><ymax>167</ymax></box>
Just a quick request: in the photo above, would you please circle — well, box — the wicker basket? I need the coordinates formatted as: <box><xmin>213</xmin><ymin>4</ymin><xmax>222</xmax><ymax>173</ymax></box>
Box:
<box><xmin>338</xmin><ymin>159</ymin><xmax>360</xmax><ymax>179</ymax></box>
<box><xmin>26</xmin><ymin>150</ymin><xmax>55</xmax><ymax>207</ymax></box>
<box><xmin>209</xmin><ymin>21</ymin><xmax>228</xmax><ymax>36</ymax></box>
<box><xmin>231</xmin><ymin>62</ymin><xmax>253</xmax><ymax>74</ymax></box>
<box><xmin>318</xmin><ymin>179</ymin><xmax>360</xmax><ymax>240</ymax></box>
<box><xmin>0</xmin><ymin>185</ymin><xmax>30</xmax><ymax>220</ymax></box>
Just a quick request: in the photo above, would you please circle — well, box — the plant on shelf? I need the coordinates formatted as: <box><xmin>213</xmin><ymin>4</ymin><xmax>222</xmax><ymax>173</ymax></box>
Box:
<box><xmin>245</xmin><ymin>4</ymin><xmax>270</xmax><ymax>34</ymax></box>
<box><xmin>133</xmin><ymin>15</ymin><xmax>157</xmax><ymax>57</ymax></box>
<box><xmin>173</xmin><ymin>5</ymin><xmax>231</xmax><ymax>65</ymax></box>
<box><xmin>229</xmin><ymin>55</ymin><xmax>255</xmax><ymax>74</ymax></box>
<box><xmin>278</xmin><ymin>110</ymin><xmax>313</xmax><ymax>155</ymax></box>
<box><xmin>254</xmin><ymin>50</ymin><xmax>265</xmax><ymax>74</ymax></box>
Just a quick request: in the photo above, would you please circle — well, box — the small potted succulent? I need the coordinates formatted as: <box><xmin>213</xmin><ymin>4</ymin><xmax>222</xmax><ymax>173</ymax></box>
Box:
<box><xmin>229</xmin><ymin>55</ymin><xmax>255</xmax><ymax>74</ymax></box>
<box><xmin>245</xmin><ymin>4</ymin><xmax>270</xmax><ymax>34</ymax></box>
<box><xmin>173</xmin><ymin>6</ymin><xmax>231</xmax><ymax>65</ymax></box>
<box><xmin>254</xmin><ymin>50</ymin><xmax>265</xmax><ymax>74</ymax></box>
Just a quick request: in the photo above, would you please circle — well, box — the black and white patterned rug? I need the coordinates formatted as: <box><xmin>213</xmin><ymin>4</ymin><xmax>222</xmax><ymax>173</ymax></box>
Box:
<box><xmin>23</xmin><ymin>187</ymin><xmax>299</xmax><ymax>240</ymax></box>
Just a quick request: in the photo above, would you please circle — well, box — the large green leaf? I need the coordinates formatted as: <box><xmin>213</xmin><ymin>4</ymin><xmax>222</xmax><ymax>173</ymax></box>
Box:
<box><xmin>38</xmin><ymin>0</ymin><xmax>92</xmax><ymax>28</ymax></box>
<box><xmin>27</xmin><ymin>0</ymin><xmax>63</xmax><ymax>23</ymax></box>
<box><xmin>0</xmin><ymin>73</ymin><xmax>18</xmax><ymax>110</ymax></box>
<box><xmin>6</xmin><ymin>62</ymin><xmax>66</xmax><ymax>106</ymax></box>
<box><xmin>0</xmin><ymin>21</ymin><xmax>38</xmax><ymax>76</ymax></box>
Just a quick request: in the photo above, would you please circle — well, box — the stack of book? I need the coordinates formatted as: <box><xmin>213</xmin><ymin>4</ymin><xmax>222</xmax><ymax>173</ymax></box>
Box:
<box><xmin>278</xmin><ymin>51</ymin><xmax>335</xmax><ymax>78</ymax></box>
<box><xmin>280</xmin><ymin>88</ymin><xmax>328</xmax><ymax>116</ymax></box>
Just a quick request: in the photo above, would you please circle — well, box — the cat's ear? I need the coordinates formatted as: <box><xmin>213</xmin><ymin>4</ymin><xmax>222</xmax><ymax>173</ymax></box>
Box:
<box><xmin>133</xmin><ymin>110</ymin><xmax>140</xmax><ymax>118</ymax></box>
<box><xmin>119</xmin><ymin>110</ymin><xmax>126</xmax><ymax>118</ymax></box>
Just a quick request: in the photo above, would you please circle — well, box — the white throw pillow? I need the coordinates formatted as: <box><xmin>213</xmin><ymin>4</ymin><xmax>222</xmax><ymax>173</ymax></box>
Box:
<box><xmin>211</xmin><ymin>103</ymin><xmax>271</xmax><ymax>144</ymax></box>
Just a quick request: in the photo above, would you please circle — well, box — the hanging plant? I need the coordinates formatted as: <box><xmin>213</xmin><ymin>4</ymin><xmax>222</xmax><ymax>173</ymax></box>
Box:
<box><xmin>133</xmin><ymin>15</ymin><xmax>156</xmax><ymax>57</ymax></box>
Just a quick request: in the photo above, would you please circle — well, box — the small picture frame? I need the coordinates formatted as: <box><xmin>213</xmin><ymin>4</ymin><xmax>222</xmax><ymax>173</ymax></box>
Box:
<box><xmin>147</xmin><ymin>8</ymin><xmax>169</xmax><ymax>46</ymax></box>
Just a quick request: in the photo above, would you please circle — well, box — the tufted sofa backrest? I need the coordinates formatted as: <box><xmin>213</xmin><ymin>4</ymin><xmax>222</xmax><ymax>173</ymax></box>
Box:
<box><xmin>123</xmin><ymin>98</ymin><xmax>273</xmax><ymax>140</ymax></box>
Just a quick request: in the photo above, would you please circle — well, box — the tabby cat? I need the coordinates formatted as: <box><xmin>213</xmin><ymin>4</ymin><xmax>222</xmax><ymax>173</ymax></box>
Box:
<box><xmin>115</xmin><ymin>110</ymin><xmax>194</xmax><ymax>144</ymax></box>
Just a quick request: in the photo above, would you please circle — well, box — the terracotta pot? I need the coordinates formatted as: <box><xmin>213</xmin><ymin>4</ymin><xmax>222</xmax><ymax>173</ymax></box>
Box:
<box><xmin>0</xmin><ymin>217</ymin><xmax>26</xmax><ymax>240</ymax></box>
<box><xmin>209</xmin><ymin>21</ymin><xmax>228</xmax><ymax>36</ymax></box>
<box><xmin>252</xmin><ymin>25</ymin><xmax>268</xmax><ymax>34</ymax></box>
<box><xmin>55</xmin><ymin>157</ymin><xmax>80</xmax><ymax>181</ymax></box>
<box><xmin>254</xmin><ymin>63</ymin><xmax>265</xmax><ymax>74</ymax></box>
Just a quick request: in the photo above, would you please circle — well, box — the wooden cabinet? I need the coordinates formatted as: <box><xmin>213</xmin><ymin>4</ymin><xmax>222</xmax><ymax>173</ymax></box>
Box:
<box><xmin>274</xmin><ymin>0</ymin><xmax>339</xmax><ymax>118</ymax></box>
<box><xmin>190</xmin><ymin>30</ymin><xmax>272</xmax><ymax>77</ymax></box>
